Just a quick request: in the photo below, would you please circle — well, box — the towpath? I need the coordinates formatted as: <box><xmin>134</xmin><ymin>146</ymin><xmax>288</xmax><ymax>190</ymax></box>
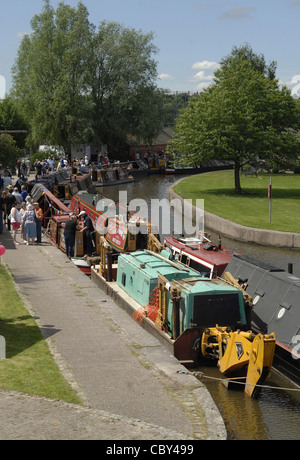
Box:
<box><xmin>0</xmin><ymin>225</ymin><xmax>226</xmax><ymax>441</ymax></box>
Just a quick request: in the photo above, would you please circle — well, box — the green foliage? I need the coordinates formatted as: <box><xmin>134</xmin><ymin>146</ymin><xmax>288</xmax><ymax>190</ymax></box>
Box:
<box><xmin>161</xmin><ymin>91</ymin><xmax>194</xmax><ymax>127</ymax></box>
<box><xmin>11</xmin><ymin>0</ymin><xmax>162</xmax><ymax>155</ymax></box>
<box><xmin>0</xmin><ymin>134</ymin><xmax>23</xmax><ymax>168</ymax></box>
<box><xmin>0</xmin><ymin>97</ymin><xmax>28</xmax><ymax>148</ymax></box>
<box><xmin>86</xmin><ymin>20</ymin><xmax>161</xmax><ymax>152</ymax></box>
<box><xmin>168</xmin><ymin>45</ymin><xmax>300</xmax><ymax>193</ymax></box>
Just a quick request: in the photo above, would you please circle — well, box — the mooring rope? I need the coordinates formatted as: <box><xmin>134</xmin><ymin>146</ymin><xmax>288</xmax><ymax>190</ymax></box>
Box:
<box><xmin>176</xmin><ymin>369</ymin><xmax>300</xmax><ymax>392</ymax></box>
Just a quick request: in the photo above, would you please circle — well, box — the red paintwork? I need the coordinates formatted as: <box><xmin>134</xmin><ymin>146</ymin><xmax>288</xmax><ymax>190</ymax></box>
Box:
<box><xmin>164</xmin><ymin>236</ymin><xmax>236</xmax><ymax>278</ymax></box>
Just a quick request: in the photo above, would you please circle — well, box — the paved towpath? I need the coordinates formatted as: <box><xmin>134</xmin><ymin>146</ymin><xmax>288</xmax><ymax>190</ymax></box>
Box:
<box><xmin>0</xmin><ymin>226</ymin><xmax>226</xmax><ymax>440</ymax></box>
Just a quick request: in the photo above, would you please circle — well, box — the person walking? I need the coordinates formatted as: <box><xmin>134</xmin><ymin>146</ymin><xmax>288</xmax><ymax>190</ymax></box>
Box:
<box><xmin>25</xmin><ymin>158</ymin><xmax>31</xmax><ymax>178</ymax></box>
<box><xmin>22</xmin><ymin>203</ymin><xmax>37</xmax><ymax>245</ymax></box>
<box><xmin>10</xmin><ymin>201</ymin><xmax>22</xmax><ymax>245</ymax></box>
<box><xmin>64</xmin><ymin>215</ymin><xmax>81</xmax><ymax>259</ymax></box>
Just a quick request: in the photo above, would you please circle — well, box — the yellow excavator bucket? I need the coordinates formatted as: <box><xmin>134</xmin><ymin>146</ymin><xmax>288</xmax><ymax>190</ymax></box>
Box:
<box><xmin>244</xmin><ymin>332</ymin><xmax>276</xmax><ymax>398</ymax></box>
<box><xmin>201</xmin><ymin>326</ymin><xmax>276</xmax><ymax>398</ymax></box>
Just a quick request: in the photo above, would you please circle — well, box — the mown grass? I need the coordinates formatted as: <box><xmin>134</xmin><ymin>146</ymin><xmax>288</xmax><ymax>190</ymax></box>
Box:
<box><xmin>174</xmin><ymin>170</ymin><xmax>300</xmax><ymax>232</ymax></box>
<box><xmin>0</xmin><ymin>265</ymin><xmax>82</xmax><ymax>404</ymax></box>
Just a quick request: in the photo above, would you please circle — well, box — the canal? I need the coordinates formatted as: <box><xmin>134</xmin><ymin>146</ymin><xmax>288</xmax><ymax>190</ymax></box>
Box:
<box><xmin>100</xmin><ymin>173</ymin><xmax>300</xmax><ymax>440</ymax></box>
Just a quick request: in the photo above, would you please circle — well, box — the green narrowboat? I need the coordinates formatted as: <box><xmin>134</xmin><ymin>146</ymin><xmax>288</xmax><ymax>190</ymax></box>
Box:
<box><xmin>116</xmin><ymin>250</ymin><xmax>247</xmax><ymax>362</ymax></box>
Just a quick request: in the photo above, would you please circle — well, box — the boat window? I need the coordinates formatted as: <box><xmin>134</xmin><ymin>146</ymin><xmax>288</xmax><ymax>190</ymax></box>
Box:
<box><xmin>189</xmin><ymin>259</ymin><xmax>211</xmax><ymax>277</ymax></box>
<box><xmin>277</xmin><ymin>308</ymin><xmax>286</xmax><ymax>320</ymax></box>
<box><xmin>180</xmin><ymin>254</ymin><xmax>188</xmax><ymax>264</ymax></box>
<box><xmin>193</xmin><ymin>293</ymin><xmax>244</xmax><ymax>328</ymax></box>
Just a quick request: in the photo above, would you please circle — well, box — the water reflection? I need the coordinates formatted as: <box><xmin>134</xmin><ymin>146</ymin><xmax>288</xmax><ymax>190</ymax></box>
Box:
<box><xmin>197</xmin><ymin>365</ymin><xmax>300</xmax><ymax>440</ymax></box>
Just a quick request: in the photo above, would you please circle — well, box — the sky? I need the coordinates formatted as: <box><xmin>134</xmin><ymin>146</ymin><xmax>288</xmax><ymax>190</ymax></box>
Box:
<box><xmin>0</xmin><ymin>0</ymin><xmax>300</xmax><ymax>98</ymax></box>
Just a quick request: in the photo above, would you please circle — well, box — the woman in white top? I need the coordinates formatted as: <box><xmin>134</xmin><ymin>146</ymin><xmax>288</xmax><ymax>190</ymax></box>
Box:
<box><xmin>10</xmin><ymin>201</ymin><xmax>22</xmax><ymax>245</ymax></box>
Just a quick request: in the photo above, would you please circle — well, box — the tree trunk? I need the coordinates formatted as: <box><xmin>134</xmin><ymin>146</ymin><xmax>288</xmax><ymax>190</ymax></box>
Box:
<box><xmin>234</xmin><ymin>161</ymin><xmax>242</xmax><ymax>193</ymax></box>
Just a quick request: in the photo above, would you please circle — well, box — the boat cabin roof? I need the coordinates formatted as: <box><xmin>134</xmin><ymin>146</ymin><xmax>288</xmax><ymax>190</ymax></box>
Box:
<box><xmin>164</xmin><ymin>235</ymin><xmax>234</xmax><ymax>275</ymax></box>
<box><xmin>119</xmin><ymin>251</ymin><xmax>241</xmax><ymax>296</ymax></box>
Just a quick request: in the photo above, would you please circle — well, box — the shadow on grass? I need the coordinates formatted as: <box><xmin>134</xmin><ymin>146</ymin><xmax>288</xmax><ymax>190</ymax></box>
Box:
<box><xmin>0</xmin><ymin>315</ymin><xmax>61</xmax><ymax>359</ymax></box>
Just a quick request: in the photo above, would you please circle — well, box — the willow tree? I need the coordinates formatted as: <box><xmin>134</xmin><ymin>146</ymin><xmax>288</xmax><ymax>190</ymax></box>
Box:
<box><xmin>11</xmin><ymin>0</ymin><xmax>162</xmax><ymax>155</ymax></box>
<box><xmin>11</xmin><ymin>0</ymin><xmax>93</xmax><ymax>153</ymax></box>
<box><xmin>85</xmin><ymin>21</ymin><xmax>162</xmax><ymax>153</ymax></box>
<box><xmin>168</xmin><ymin>45</ymin><xmax>300</xmax><ymax>193</ymax></box>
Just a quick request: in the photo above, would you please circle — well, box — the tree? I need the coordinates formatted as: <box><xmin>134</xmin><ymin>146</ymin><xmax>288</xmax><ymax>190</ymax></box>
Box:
<box><xmin>85</xmin><ymin>21</ymin><xmax>161</xmax><ymax>154</ymax></box>
<box><xmin>0</xmin><ymin>96</ymin><xmax>28</xmax><ymax>148</ymax></box>
<box><xmin>11</xmin><ymin>1</ymin><xmax>162</xmax><ymax>156</ymax></box>
<box><xmin>167</xmin><ymin>45</ymin><xmax>300</xmax><ymax>193</ymax></box>
<box><xmin>11</xmin><ymin>0</ymin><xmax>93</xmax><ymax>154</ymax></box>
<box><xmin>0</xmin><ymin>134</ymin><xmax>23</xmax><ymax>168</ymax></box>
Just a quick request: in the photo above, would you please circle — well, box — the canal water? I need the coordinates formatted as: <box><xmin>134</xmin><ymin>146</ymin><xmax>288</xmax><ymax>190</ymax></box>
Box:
<box><xmin>101</xmin><ymin>173</ymin><xmax>300</xmax><ymax>440</ymax></box>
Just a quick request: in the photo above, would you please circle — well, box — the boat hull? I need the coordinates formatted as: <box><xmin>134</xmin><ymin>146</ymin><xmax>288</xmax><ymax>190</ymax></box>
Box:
<box><xmin>224</xmin><ymin>254</ymin><xmax>300</xmax><ymax>386</ymax></box>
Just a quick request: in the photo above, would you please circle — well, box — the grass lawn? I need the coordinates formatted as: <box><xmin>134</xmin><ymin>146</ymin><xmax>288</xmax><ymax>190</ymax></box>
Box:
<box><xmin>173</xmin><ymin>170</ymin><xmax>300</xmax><ymax>233</ymax></box>
<box><xmin>0</xmin><ymin>265</ymin><xmax>82</xmax><ymax>404</ymax></box>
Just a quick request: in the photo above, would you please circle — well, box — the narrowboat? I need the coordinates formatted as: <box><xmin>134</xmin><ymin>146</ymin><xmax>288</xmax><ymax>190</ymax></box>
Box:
<box><xmin>126</xmin><ymin>160</ymin><xmax>149</xmax><ymax>178</ymax></box>
<box><xmin>164</xmin><ymin>160</ymin><xmax>234</xmax><ymax>175</ymax></box>
<box><xmin>47</xmin><ymin>191</ymin><xmax>158</xmax><ymax>274</ymax></box>
<box><xmin>90</xmin><ymin>166</ymin><xmax>134</xmax><ymax>188</ymax></box>
<box><xmin>223</xmin><ymin>254</ymin><xmax>300</xmax><ymax>386</ymax></box>
<box><xmin>92</xmin><ymin>249</ymin><xmax>247</xmax><ymax>362</ymax></box>
<box><xmin>91</xmin><ymin>249</ymin><xmax>276</xmax><ymax>397</ymax></box>
<box><xmin>148</xmin><ymin>157</ymin><xmax>166</xmax><ymax>174</ymax></box>
<box><xmin>164</xmin><ymin>166</ymin><xmax>202</xmax><ymax>175</ymax></box>
<box><xmin>164</xmin><ymin>233</ymin><xmax>236</xmax><ymax>278</ymax></box>
<box><xmin>28</xmin><ymin>168</ymin><xmax>95</xmax><ymax>203</ymax></box>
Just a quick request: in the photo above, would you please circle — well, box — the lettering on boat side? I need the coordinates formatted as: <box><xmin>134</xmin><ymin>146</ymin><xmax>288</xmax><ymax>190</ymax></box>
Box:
<box><xmin>105</xmin><ymin>444</ymin><xmax>194</xmax><ymax>456</ymax></box>
<box><xmin>0</xmin><ymin>75</ymin><xmax>5</xmax><ymax>99</ymax></box>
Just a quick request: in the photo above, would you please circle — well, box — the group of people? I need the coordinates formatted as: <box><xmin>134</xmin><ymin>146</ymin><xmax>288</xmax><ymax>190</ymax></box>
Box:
<box><xmin>63</xmin><ymin>210</ymin><xmax>95</xmax><ymax>259</ymax></box>
<box><xmin>0</xmin><ymin>184</ymin><xmax>43</xmax><ymax>246</ymax></box>
<box><xmin>16</xmin><ymin>158</ymin><xmax>31</xmax><ymax>180</ymax></box>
